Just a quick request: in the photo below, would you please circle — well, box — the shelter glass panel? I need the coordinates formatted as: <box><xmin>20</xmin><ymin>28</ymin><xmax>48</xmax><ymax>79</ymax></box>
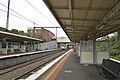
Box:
<box><xmin>81</xmin><ymin>40</ymin><xmax>93</xmax><ymax>52</ymax></box>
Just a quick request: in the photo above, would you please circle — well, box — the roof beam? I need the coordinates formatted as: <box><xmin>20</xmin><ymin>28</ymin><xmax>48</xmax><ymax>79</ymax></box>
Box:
<box><xmin>97</xmin><ymin>23</ymin><xmax>120</xmax><ymax>35</ymax></box>
<box><xmin>86</xmin><ymin>0</ymin><xmax>120</xmax><ymax>38</ymax></box>
<box><xmin>96</xmin><ymin>1</ymin><xmax>120</xmax><ymax>30</ymax></box>
<box><xmin>97</xmin><ymin>25</ymin><xmax>120</xmax><ymax>38</ymax></box>
<box><xmin>54</xmin><ymin>6</ymin><xmax>109</xmax><ymax>11</ymax></box>
<box><xmin>97</xmin><ymin>24</ymin><xmax>120</xmax><ymax>36</ymax></box>
<box><xmin>69</xmin><ymin>0</ymin><xmax>74</xmax><ymax>29</ymax></box>
<box><xmin>63</xmin><ymin>24</ymin><xmax>90</xmax><ymax>27</ymax></box>
<box><xmin>60</xmin><ymin>17</ymin><xmax>98</xmax><ymax>21</ymax></box>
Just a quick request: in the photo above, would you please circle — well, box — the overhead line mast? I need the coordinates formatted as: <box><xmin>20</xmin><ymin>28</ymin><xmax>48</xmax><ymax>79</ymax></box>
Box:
<box><xmin>6</xmin><ymin>0</ymin><xmax>10</xmax><ymax>29</ymax></box>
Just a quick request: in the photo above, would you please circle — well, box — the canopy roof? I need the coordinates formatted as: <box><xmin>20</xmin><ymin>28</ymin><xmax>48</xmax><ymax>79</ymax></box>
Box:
<box><xmin>43</xmin><ymin>0</ymin><xmax>120</xmax><ymax>42</ymax></box>
<box><xmin>0</xmin><ymin>31</ymin><xmax>42</xmax><ymax>42</ymax></box>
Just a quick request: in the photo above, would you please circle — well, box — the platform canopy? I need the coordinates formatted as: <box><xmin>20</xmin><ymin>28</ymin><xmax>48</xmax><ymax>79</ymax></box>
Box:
<box><xmin>43</xmin><ymin>0</ymin><xmax>120</xmax><ymax>42</ymax></box>
<box><xmin>0</xmin><ymin>31</ymin><xmax>42</xmax><ymax>42</ymax></box>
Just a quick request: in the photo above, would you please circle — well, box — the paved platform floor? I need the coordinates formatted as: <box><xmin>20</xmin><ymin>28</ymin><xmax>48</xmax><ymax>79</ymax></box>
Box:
<box><xmin>55</xmin><ymin>52</ymin><xmax>107</xmax><ymax>80</ymax></box>
<box><xmin>38</xmin><ymin>50</ymin><xmax>107</xmax><ymax>80</ymax></box>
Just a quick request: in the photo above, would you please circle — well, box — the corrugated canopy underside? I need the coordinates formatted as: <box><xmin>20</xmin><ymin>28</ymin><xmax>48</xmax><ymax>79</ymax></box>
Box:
<box><xmin>43</xmin><ymin>0</ymin><xmax>120</xmax><ymax>42</ymax></box>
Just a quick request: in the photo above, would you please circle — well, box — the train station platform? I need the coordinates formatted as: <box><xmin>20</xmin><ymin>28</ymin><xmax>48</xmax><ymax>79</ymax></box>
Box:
<box><xmin>37</xmin><ymin>49</ymin><xmax>107</xmax><ymax>80</ymax></box>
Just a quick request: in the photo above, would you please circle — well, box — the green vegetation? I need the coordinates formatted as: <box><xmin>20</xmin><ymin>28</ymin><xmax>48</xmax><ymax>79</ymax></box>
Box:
<box><xmin>109</xmin><ymin>33</ymin><xmax>120</xmax><ymax>60</ymax></box>
<box><xmin>111</xmin><ymin>55</ymin><xmax>120</xmax><ymax>61</ymax></box>
<box><xmin>0</xmin><ymin>27</ymin><xmax>10</xmax><ymax>32</ymax></box>
<box><xmin>97</xmin><ymin>41</ymin><xmax>108</xmax><ymax>51</ymax></box>
<box><xmin>97</xmin><ymin>31</ymin><xmax>120</xmax><ymax>61</ymax></box>
<box><xmin>0</xmin><ymin>27</ymin><xmax>46</xmax><ymax>42</ymax></box>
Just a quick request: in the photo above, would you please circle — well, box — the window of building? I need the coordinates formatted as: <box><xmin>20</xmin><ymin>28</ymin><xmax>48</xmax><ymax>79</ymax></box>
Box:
<box><xmin>2</xmin><ymin>43</ymin><xmax>6</xmax><ymax>48</ymax></box>
<box><xmin>8</xmin><ymin>43</ymin><xmax>11</xmax><ymax>48</ymax></box>
<box><xmin>20</xmin><ymin>44</ymin><xmax>22</xmax><ymax>48</ymax></box>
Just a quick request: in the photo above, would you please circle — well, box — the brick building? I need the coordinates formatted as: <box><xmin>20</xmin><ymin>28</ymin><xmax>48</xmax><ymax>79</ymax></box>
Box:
<box><xmin>27</xmin><ymin>27</ymin><xmax>55</xmax><ymax>41</ymax></box>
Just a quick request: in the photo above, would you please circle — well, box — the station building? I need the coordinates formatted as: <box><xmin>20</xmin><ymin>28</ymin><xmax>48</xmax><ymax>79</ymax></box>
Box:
<box><xmin>27</xmin><ymin>27</ymin><xmax>55</xmax><ymax>41</ymax></box>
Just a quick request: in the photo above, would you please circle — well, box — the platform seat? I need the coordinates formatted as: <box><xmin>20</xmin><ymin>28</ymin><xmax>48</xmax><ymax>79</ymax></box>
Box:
<box><xmin>101</xmin><ymin>59</ymin><xmax>120</xmax><ymax>80</ymax></box>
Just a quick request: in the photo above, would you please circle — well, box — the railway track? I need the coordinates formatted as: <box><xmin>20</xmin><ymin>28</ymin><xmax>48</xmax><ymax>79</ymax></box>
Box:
<box><xmin>0</xmin><ymin>50</ymin><xmax>67</xmax><ymax>80</ymax></box>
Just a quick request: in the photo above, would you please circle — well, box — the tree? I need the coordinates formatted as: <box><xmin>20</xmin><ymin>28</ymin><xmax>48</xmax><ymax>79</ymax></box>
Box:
<box><xmin>11</xmin><ymin>29</ymin><xmax>19</xmax><ymax>34</ymax></box>
<box><xmin>0</xmin><ymin>27</ymin><xmax>10</xmax><ymax>32</ymax></box>
<box><xmin>19</xmin><ymin>30</ymin><xmax>25</xmax><ymax>35</ymax></box>
<box><xmin>0</xmin><ymin>27</ymin><xmax>45</xmax><ymax>42</ymax></box>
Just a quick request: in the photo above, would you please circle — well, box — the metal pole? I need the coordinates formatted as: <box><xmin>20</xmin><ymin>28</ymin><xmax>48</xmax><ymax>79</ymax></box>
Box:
<box><xmin>33</xmin><ymin>22</ymin><xmax>35</xmax><ymax>27</ymax></box>
<box><xmin>6</xmin><ymin>0</ymin><xmax>11</xmax><ymax>29</ymax></box>
<box><xmin>80</xmin><ymin>40</ymin><xmax>82</xmax><ymax>64</ymax></box>
<box><xmin>56</xmin><ymin>27</ymin><xmax>58</xmax><ymax>48</ymax></box>
<box><xmin>107</xmin><ymin>35</ymin><xmax>110</xmax><ymax>58</ymax></box>
<box><xmin>33</xmin><ymin>27</ymin><xmax>35</xmax><ymax>36</ymax></box>
<box><xmin>56</xmin><ymin>27</ymin><xmax>57</xmax><ymax>40</ymax></box>
<box><xmin>93</xmin><ymin>33</ymin><xmax>96</xmax><ymax>64</ymax></box>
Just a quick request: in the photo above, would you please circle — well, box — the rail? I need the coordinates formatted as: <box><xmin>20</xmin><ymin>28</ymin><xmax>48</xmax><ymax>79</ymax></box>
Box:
<box><xmin>0</xmin><ymin>49</ymin><xmax>62</xmax><ymax>70</ymax></box>
<box><xmin>0</xmin><ymin>49</ymin><xmax>67</xmax><ymax>80</ymax></box>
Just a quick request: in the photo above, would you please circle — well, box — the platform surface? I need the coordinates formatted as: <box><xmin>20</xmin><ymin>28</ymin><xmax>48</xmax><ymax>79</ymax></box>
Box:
<box><xmin>0</xmin><ymin>49</ymin><xmax>58</xmax><ymax>59</ymax></box>
<box><xmin>55</xmin><ymin>52</ymin><xmax>107</xmax><ymax>80</ymax></box>
<box><xmin>38</xmin><ymin>51</ymin><xmax>107</xmax><ymax>80</ymax></box>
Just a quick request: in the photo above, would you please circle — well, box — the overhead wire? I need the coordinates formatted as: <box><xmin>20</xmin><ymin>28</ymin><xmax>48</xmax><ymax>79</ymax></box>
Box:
<box><xmin>24</xmin><ymin>0</ymin><xmax>55</xmax><ymax>25</ymax></box>
<box><xmin>0</xmin><ymin>8</ymin><xmax>28</xmax><ymax>21</ymax></box>
<box><xmin>0</xmin><ymin>3</ymin><xmax>41</xmax><ymax>26</ymax></box>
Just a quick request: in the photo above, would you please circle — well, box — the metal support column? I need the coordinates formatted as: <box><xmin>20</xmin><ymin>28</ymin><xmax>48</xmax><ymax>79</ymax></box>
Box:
<box><xmin>36</xmin><ymin>42</ymin><xmax>38</xmax><ymax>51</ymax></box>
<box><xmin>107</xmin><ymin>36</ymin><xmax>110</xmax><ymax>58</ymax></box>
<box><xmin>75</xmin><ymin>42</ymin><xmax>77</xmax><ymax>52</ymax></box>
<box><xmin>80</xmin><ymin>40</ymin><xmax>82</xmax><ymax>56</ymax></box>
<box><xmin>30</xmin><ymin>42</ymin><xmax>32</xmax><ymax>51</ymax></box>
<box><xmin>56</xmin><ymin>27</ymin><xmax>58</xmax><ymax>48</ymax></box>
<box><xmin>93</xmin><ymin>34</ymin><xmax>96</xmax><ymax>64</ymax></box>
<box><xmin>79</xmin><ymin>40</ymin><xmax>82</xmax><ymax>64</ymax></box>
<box><xmin>56</xmin><ymin>27</ymin><xmax>57</xmax><ymax>39</ymax></box>
<box><xmin>78</xmin><ymin>43</ymin><xmax>80</xmax><ymax>57</ymax></box>
<box><xmin>32</xmin><ymin>42</ymin><xmax>33</xmax><ymax>51</ymax></box>
<box><xmin>33</xmin><ymin>27</ymin><xmax>35</xmax><ymax>36</ymax></box>
<box><xmin>6</xmin><ymin>42</ymin><xmax>8</xmax><ymax>54</ymax></box>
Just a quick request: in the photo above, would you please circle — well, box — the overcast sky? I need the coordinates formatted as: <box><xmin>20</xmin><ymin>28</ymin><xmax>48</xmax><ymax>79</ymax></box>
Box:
<box><xmin>0</xmin><ymin>0</ymin><xmax>67</xmax><ymax>37</ymax></box>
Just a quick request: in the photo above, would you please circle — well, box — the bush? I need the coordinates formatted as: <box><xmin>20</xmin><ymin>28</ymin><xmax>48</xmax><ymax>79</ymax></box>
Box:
<box><xmin>10</xmin><ymin>29</ymin><xmax>19</xmax><ymax>34</ymax></box>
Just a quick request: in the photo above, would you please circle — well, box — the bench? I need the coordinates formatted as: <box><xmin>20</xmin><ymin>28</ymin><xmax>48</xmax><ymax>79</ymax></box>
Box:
<box><xmin>101</xmin><ymin>59</ymin><xmax>120</xmax><ymax>80</ymax></box>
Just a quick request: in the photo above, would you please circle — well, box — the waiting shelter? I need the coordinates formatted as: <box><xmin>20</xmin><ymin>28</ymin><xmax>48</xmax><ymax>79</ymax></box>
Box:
<box><xmin>0</xmin><ymin>31</ymin><xmax>42</xmax><ymax>54</ymax></box>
